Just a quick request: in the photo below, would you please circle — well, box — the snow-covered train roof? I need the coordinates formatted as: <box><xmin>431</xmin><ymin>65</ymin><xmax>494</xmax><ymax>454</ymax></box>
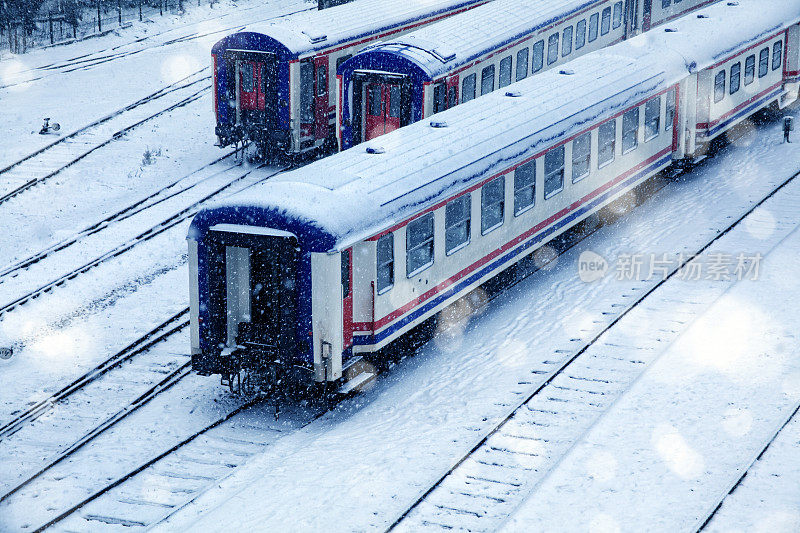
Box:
<box><xmin>192</xmin><ymin>0</ymin><xmax>800</xmax><ymax>252</ymax></box>
<box><xmin>350</xmin><ymin>0</ymin><xmax>608</xmax><ymax>80</ymax></box>
<box><xmin>210</xmin><ymin>0</ymin><xmax>489</xmax><ymax>58</ymax></box>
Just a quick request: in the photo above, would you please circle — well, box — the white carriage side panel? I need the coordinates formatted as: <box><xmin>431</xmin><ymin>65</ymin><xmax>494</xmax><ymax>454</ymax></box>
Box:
<box><xmin>311</xmin><ymin>252</ymin><xmax>344</xmax><ymax>381</ymax></box>
<box><xmin>682</xmin><ymin>73</ymin><xmax>699</xmax><ymax>158</ymax></box>
<box><xmin>225</xmin><ymin>246</ymin><xmax>251</xmax><ymax>346</ymax></box>
<box><xmin>352</xmin><ymin>241</ymin><xmax>374</xmax><ymax>326</ymax></box>
<box><xmin>289</xmin><ymin>60</ymin><xmax>301</xmax><ymax>152</ymax></box>
<box><xmin>783</xmin><ymin>24</ymin><xmax>800</xmax><ymax>107</ymax></box>
<box><xmin>188</xmin><ymin>239</ymin><xmax>201</xmax><ymax>356</ymax></box>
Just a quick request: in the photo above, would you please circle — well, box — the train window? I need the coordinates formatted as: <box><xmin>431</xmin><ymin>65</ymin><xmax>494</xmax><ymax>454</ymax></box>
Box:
<box><xmin>241</xmin><ymin>63</ymin><xmax>254</xmax><ymax>92</ymax></box>
<box><xmin>598</xmin><ymin>120</ymin><xmax>616</xmax><ymax>167</ymax></box>
<box><xmin>730</xmin><ymin>62</ymin><xmax>741</xmax><ymax>95</ymax></box>
<box><xmin>317</xmin><ymin>64</ymin><xmax>327</xmax><ymax>96</ymax></box>
<box><xmin>433</xmin><ymin>83</ymin><xmax>447</xmax><ymax>113</ymax></box>
<box><xmin>445</xmin><ymin>195</ymin><xmax>471</xmax><ymax>255</ymax></box>
<box><xmin>377</xmin><ymin>234</ymin><xmax>394</xmax><ymax>293</ymax></box>
<box><xmin>516</xmin><ymin>49</ymin><xmax>529</xmax><ymax>81</ymax></box>
<box><xmin>390</xmin><ymin>86</ymin><xmax>402</xmax><ymax>118</ymax></box>
<box><xmin>481</xmin><ymin>65</ymin><xmax>495</xmax><ymax>95</ymax></box>
<box><xmin>662</xmin><ymin>0</ymin><xmax>671</xmax><ymax>8</ymax></box>
<box><xmin>588</xmin><ymin>13</ymin><xmax>599</xmax><ymax>42</ymax></box>
<box><xmin>562</xmin><ymin>26</ymin><xmax>573</xmax><ymax>57</ymax></box>
<box><xmin>622</xmin><ymin>107</ymin><xmax>639</xmax><ymax>153</ymax></box>
<box><xmin>714</xmin><ymin>70</ymin><xmax>726</xmax><ymax>103</ymax></box>
<box><xmin>773</xmin><ymin>41</ymin><xmax>783</xmax><ymax>71</ymax></box>
<box><xmin>645</xmin><ymin>97</ymin><xmax>661</xmax><ymax>141</ymax></box>
<box><xmin>572</xmin><ymin>132</ymin><xmax>591</xmax><ymax>182</ymax></box>
<box><xmin>547</xmin><ymin>34</ymin><xmax>560</xmax><ymax>65</ymax></box>
<box><xmin>499</xmin><ymin>56</ymin><xmax>513</xmax><ymax>88</ymax></box>
<box><xmin>514</xmin><ymin>161</ymin><xmax>536</xmax><ymax>215</ymax></box>
<box><xmin>613</xmin><ymin>2</ymin><xmax>623</xmax><ymax>29</ymax></box>
<box><xmin>759</xmin><ymin>48</ymin><xmax>769</xmax><ymax>78</ymax></box>
<box><xmin>406</xmin><ymin>213</ymin><xmax>434</xmax><ymax>276</ymax></box>
<box><xmin>744</xmin><ymin>55</ymin><xmax>756</xmax><ymax>85</ymax></box>
<box><xmin>462</xmin><ymin>74</ymin><xmax>477</xmax><ymax>103</ymax></box>
<box><xmin>335</xmin><ymin>54</ymin><xmax>352</xmax><ymax>71</ymax></box>
<box><xmin>300</xmin><ymin>62</ymin><xmax>314</xmax><ymax>123</ymax></box>
<box><xmin>341</xmin><ymin>249</ymin><xmax>350</xmax><ymax>298</ymax></box>
<box><xmin>601</xmin><ymin>7</ymin><xmax>611</xmax><ymax>36</ymax></box>
<box><xmin>665</xmin><ymin>88</ymin><xmax>676</xmax><ymax>131</ymax></box>
<box><xmin>544</xmin><ymin>146</ymin><xmax>565</xmax><ymax>199</ymax></box>
<box><xmin>575</xmin><ymin>19</ymin><xmax>587</xmax><ymax>50</ymax></box>
<box><xmin>368</xmin><ymin>85</ymin><xmax>382</xmax><ymax>116</ymax></box>
<box><xmin>532</xmin><ymin>40</ymin><xmax>545</xmax><ymax>73</ymax></box>
<box><xmin>448</xmin><ymin>86</ymin><xmax>458</xmax><ymax>109</ymax></box>
<box><xmin>481</xmin><ymin>177</ymin><xmax>505</xmax><ymax>234</ymax></box>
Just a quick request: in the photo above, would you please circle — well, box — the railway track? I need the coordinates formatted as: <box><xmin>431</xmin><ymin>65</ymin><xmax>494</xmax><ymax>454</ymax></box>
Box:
<box><xmin>385</xmin><ymin>163</ymin><xmax>800</xmax><ymax>531</ymax></box>
<box><xmin>0</xmin><ymin>68</ymin><xmax>211</xmax><ymax>206</ymax></box>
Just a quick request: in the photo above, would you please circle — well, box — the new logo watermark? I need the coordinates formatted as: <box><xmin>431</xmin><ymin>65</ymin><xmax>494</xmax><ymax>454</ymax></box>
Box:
<box><xmin>578</xmin><ymin>251</ymin><xmax>609</xmax><ymax>282</ymax></box>
<box><xmin>578</xmin><ymin>251</ymin><xmax>763</xmax><ymax>282</ymax></box>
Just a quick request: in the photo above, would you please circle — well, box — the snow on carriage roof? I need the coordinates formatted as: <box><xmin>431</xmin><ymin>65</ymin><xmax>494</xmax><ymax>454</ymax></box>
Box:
<box><xmin>193</xmin><ymin>0</ymin><xmax>800</xmax><ymax>252</ymax></box>
<box><xmin>223</xmin><ymin>0</ymin><xmax>490</xmax><ymax>57</ymax></box>
<box><xmin>355</xmin><ymin>0</ymin><xmax>609</xmax><ymax>79</ymax></box>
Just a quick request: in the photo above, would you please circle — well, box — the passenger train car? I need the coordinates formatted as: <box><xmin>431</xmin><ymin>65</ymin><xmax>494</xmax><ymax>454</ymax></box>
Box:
<box><xmin>190</xmin><ymin>0</ymin><xmax>800</xmax><ymax>391</ymax></box>
<box><xmin>338</xmin><ymin>0</ymin><xmax>722</xmax><ymax>149</ymax></box>
<box><xmin>210</xmin><ymin>0</ymin><xmax>491</xmax><ymax>155</ymax></box>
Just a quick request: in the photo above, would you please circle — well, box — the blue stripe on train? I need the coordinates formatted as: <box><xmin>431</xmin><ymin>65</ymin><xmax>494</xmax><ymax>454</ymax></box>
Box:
<box><xmin>353</xmin><ymin>152</ymin><xmax>673</xmax><ymax>347</ymax></box>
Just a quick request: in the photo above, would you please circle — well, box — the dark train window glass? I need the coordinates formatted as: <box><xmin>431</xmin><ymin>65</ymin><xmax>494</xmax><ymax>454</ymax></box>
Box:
<box><xmin>462</xmin><ymin>74</ymin><xmax>477</xmax><ymax>103</ymax></box>
<box><xmin>433</xmin><ymin>83</ymin><xmax>447</xmax><ymax>113</ymax></box>
<box><xmin>516</xmin><ymin>48</ymin><xmax>529</xmax><ymax>81</ymax></box>
<box><xmin>662</xmin><ymin>0</ymin><xmax>671</xmax><ymax>8</ymax></box>
<box><xmin>645</xmin><ymin>97</ymin><xmax>661</xmax><ymax>141</ymax></box>
<box><xmin>547</xmin><ymin>33</ymin><xmax>560</xmax><ymax>65</ymax></box>
<box><xmin>406</xmin><ymin>213</ymin><xmax>434</xmax><ymax>276</ymax></box>
<box><xmin>445</xmin><ymin>195</ymin><xmax>471</xmax><ymax>255</ymax></box>
<box><xmin>377</xmin><ymin>234</ymin><xmax>394</xmax><ymax>293</ymax></box>
<box><xmin>598</xmin><ymin>120</ymin><xmax>616</xmax><ymax>167</ymax></box>
<box><xmin>241</xmin><ymin>63</ymin><xmax>253</xmax><ymax>92</ymax></box>
<box><xmin>390</xmin><ymin>85</ymin><xmax>402</xmax><ymax>118</ymax></box>
<box><xmin>714</xmin><ymin>70</ymin><xmax>726</xmax><ymax>103</ymax></box>
<box><xmin>499</xmin><ymin>56</ymin><xmax>513</xmax><ymax>88</ymax></box>
<box><xmin>601</xmin><ymin>7</ymin><xmax>611</xmax><ymax>35</ymax></box>
<box><xmin>481</xmin><ymin>65</ymin><xmax>495</xmax><ymax>95</ymax></box>
<box><xmin>448</xmin><ymin>86</ymin><xmax>457</xmax><ymax>108</ymax></box>
<box><xmin>335</xmin><ymin>54</ymin><xmax>352</xmax><ymax>71</ymax></box>
<box><xmin>666</xmin><ymin>87</ymin><xmax>676</xmax><ymax>131</ymax></box>
<box><xmin>562</xmin><ymin>26</ymin><xmax>573</xmax><ymax>57</ymax></box>
<box><xmin>317</xmin><ymin>64</ymin><xmax>327</xmax><ymax>96</ymax></box>
<box><xmin>341</xmin><ymin>249</ymin><xmax>350</xmax><ymax>298</ymax></box>
<box><xmin>299</xmin><ymin>61</ymin><xmax>314</xmax><ymax>123</ymax></box>
<box><xmin>773</xmin><ymin>41</ymin><xmax>783</xmax><ymax>71</ymax></box>
<box><xmin>544</xmin><ymin>145</ymin><xmax>565</xmax><ymax>199</ymax></box>
<box><xmin>481</xmin><ymin>177</ymin><xmax>505</xmax><ymax>234</ymax></box>
<box><xmin>622</xmin><ymin>107</ymin><xmax>639</xmax><ymax>153</ymax></box>
<box><xmin>572</xmin><ymin>132</ymin><xmax>591</xmax><ymax>182</ymax></box>
<box><xmin>730</xmin><ymin>62</ymin><xmax>741</xmax><ymax>95</ymax></box>
<box><xmin>368</xmin><ymin>85</ymin><xmax>382</xmax><ymax>115</ymax></box>
<box><xmin>744</xmin><ymin>55</ymin><xmax>756</xmax><ymax>85</ymax></box>
<box><xmin>532</xmin><ymin>40</ymin><xmax>545</xmax><ymax>72</ymax></box>
<box><xmin>613</xmin><ymin>2</ymin><xmax>623</xmax><ymax>28</ymax></box>
<box><xmin>759</xmin><ymin>47</ymin><xmax>769</xmax><ymax>77</ymax></box>
<box><xmin>588</xmin><ymin>13</ymin><xmax>599</xmax><ymax>42</ymax></box>
<box><xmin>514</xmin><ymin>161</ymin><xmax>535</xmax><ymax>215</ymax></box>
<box><xmin>575</xmin><ymin>19</ymin><xmax>587</xmax><ymax>50</ymax></box>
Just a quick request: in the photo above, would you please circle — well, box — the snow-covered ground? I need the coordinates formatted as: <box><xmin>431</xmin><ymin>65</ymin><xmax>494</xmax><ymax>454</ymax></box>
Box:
<box><xmin>1</xmin><ymin>1</ymin><xmax>800</xmax><ymax>530</ymax></box>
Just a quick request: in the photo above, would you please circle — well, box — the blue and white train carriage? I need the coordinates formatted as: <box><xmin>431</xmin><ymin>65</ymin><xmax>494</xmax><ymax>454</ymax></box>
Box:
<box><xmin>211</xmin><ymin>0</ymin><xmax>490</xmax><ymax>155</ymax></box>
<box><xmin>190</xmin><ymin>0</ymin><xmax>800</xmax><ymax>390</ymax></box>
<box><xmin>337</xmin><ymin>0</ymin><xmax>722</xmax><ymax>149</ymax></box>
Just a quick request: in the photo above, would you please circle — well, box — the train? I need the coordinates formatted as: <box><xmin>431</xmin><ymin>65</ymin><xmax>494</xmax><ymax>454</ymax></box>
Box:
<box><xmin>337</xmin><ymin>0</ymin><xmax>721</xmax><ymax>149</ymax></box>
<box><xmin>210</xmin><ymin>0</ymin><xmax>491</xmax><ymax>155</ymax></box>
<box><xmin>190</xmin><ymin>0</ymin><xmax>800</xmax><ymax>393</ymax></box>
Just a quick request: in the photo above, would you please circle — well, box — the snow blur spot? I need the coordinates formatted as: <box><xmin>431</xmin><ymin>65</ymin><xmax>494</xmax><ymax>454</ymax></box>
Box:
<box><xmin>743</xmin><ymin>209</ymin><xmax>776</xmax><ymax>240</ymax></box>
<box><xmin>0</xmin><ymin>59</ymin><xmax>28</xmax><ymax>91</ymax></box>
<box><xmin>433</xmin><ymin>287</ymin><xmax>487</xmax><ymax>352</ymax></box>
<box><xmin>27</xmin><ymin>327</ymin><xmax>93</xmax><ymax>371</ymax></box>
<box><xmin>585</xmin><ymin>449</ymin><xmax>618</xmax><ymax>483</ymax></box>
<box><xmin>533</xmin><ymin>245</ymin><xmax>559</xmax><ymax>271</ymax></box>
<box><xmin>652</xmin><ymin>424</ymin><xmax>704</xmax><ymax>479</ymax></box>
<box><xmin>720</xmin><ymin>407</ymin><xmax>753</xmax><ymax>437</ymax></box>
<box><xmin>729</xmin><ymin>117</ymin><xmax>757</xmax><ymax>148</ymax></box>
<box><xmin>753</xmin><ymin>510</ymin><xmax>800</xmax><ymax>533</ymax></box>
<box><xmin>588</xmin><ymin>512</ymin><xmax>621</xmax><ymax>533</ymax></box>
<box><xmin>781</xmin><ymin>373</ymin><xmax>800</xmax><ymax>401</ymax></box>
<box><xmin>496</xmin><ymin>337</ymin><xmax>531</xmax><ymax>371</ymax></box>
<box><xmin>161</xmin><ymin>55</ymin><xmax>202</xmax><ymax>85</ymax></box>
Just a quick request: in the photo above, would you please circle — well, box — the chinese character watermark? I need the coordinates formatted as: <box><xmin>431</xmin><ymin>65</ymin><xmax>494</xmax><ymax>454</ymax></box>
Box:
<box><xmin>578</xmin><ymin>251</ymin><xmax>763</xmax><ymax>282</ymax></box>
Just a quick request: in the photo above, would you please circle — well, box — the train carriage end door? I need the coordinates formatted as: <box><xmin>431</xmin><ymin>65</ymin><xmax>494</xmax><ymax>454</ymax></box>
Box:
<box><xmin>341</xmin><ymin>249</ymin><xmax>353</xmax><ymax>350</ymax></box>
<box><xmin>446</xmin><ymin>75</ymin><xmax>459</xmax><ymax>110</ymax></box>
<box><xmin>314</xmin><ymin>56</ymin><xmax>329</xmax><ymax>141</ymax></box>
<box><xmin>364</xmin><ymin>83</ymin><xmax>402</xmax><ymax>141</ymax></box>
<box><xmin>641</xmin><ymin>0</ymin><xmax>652</xmax><ymax>32</ymax></box>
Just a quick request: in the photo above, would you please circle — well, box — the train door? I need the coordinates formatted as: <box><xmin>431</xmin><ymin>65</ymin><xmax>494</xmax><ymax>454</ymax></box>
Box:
<box><xmin>232</xmin><ymin>52</ymin><xmax>277</xmax><ymax>130</ymax></box>
<box><xmin>447</xmin><ymin>75</ymin><xmax>459</xmax><ymax>109</ymax></box>
<box><xmin>624</xmin><ymin>0</ymin><xmax>640</xmax><ymax>38</ymax></box>
<box><xmin>364</xmin><ymin>83</ymin><xmax>402</xmax><ymax>141</ymax></box>
<box><xmin>341</xmin><ymin>248</ymin><xmax>353</xmax><ymax>350</ymax></box>
<box><xmin>314</xmin><ymin>56</ymin><xmax>329</xmax><ymax>141</ymax></box>
<box><xmin>299</xmin><ymin>60</ymin><xmax>315</xmax><ymax>139</ymax></box>
<box><xmin>641</xmin><ymin>0</ymin><xmax>652</xmax><ymax>32</ymax></box>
